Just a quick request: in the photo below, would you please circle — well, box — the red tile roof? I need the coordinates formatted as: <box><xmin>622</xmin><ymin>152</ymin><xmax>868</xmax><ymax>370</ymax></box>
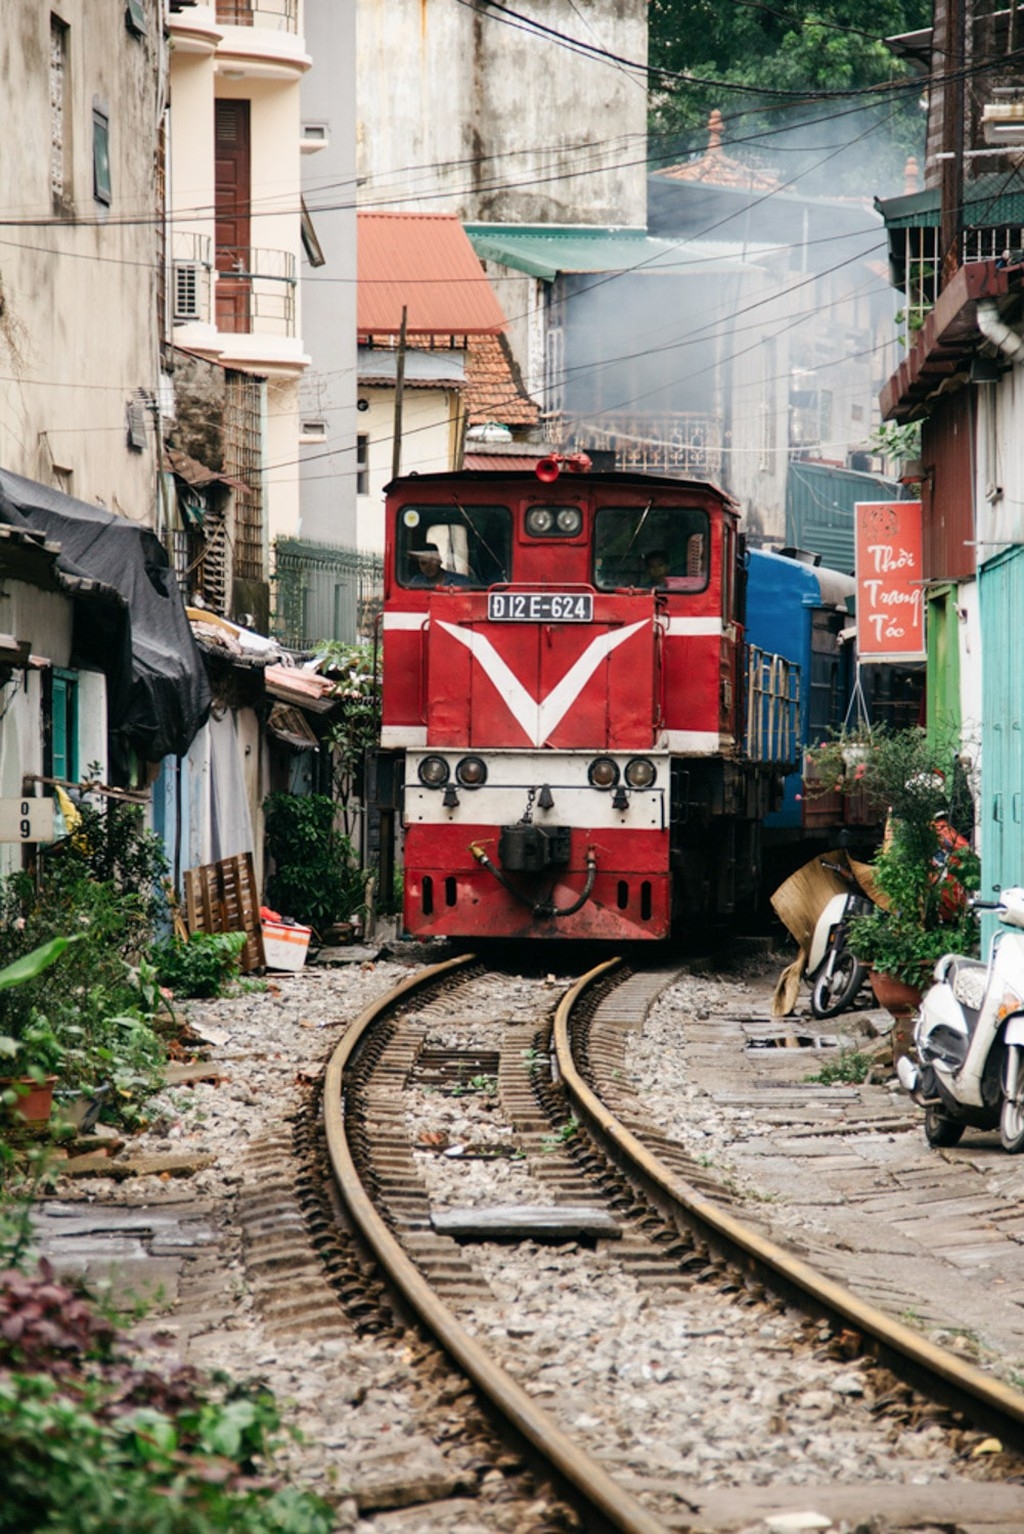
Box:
<box><xmin>659</xmin><ymin>109</ymin><xmax>779</xmax><ymax>191</ymax></box>
<box><xmin>465</xmin><ymin>333</ymin><xmax>539</xmax><ymax>428</ymax></box>
<box><xmin>359</xmin><ymin>212</ymin><xmax>508</xmax><ymax>337</ymax></box>
<box><xmin>464</xmin><ymin>454</ymin><xmax>546</xmax><ymax>471</ymax></box>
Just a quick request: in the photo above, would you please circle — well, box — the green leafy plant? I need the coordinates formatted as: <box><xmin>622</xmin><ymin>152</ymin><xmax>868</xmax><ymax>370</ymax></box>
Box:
<box><xmin>0</xmin><ymin>1258</ymin><xmax>333</xmax><ymax>1533</ymax></box>
<box><xmin>0</xmin><ymin>937</ymin><xmax>83</xmax><ymax>1084</ymax></box>
<box><xmin>0</xmin><ymin>802</ymin><xmax>170</xmax><ymax>1113</ymax></box>
<box><xmin>316</xmin><ymin>641</ymin><xmax>381</xmax><ymax>839</ymax></box>
<box><xmin>871</xmin><ymin>418</ymin><xmax>922</xmax><ymax>466</ymax></box>
<box><xmin>264</xmin><ymin>792</ymin><xmax>366</xmax><ymax>932</ymax></box>
<box><xmin>805</xmin><ymin>1050</ymin><xmax>875</xmax><ymax>1086</ymax></box>
<box><xmin>541</xmin><ymin>1118</ymin><xmax>579</xmax><ymax>1152</ymax></box>
<box><xmin>450</xmin><ymin>1073</ymin><xmax>496</xmax><ymax>1098</ymax></box>
<box><xmin>808</xmin><ymin>726</ymin><xmax>982</xmax><ymax>988</ymax></box>
<box><xmin>150</xmin><ymin>932</ymin><xmax>247</xmax><ymax>1000</ymax></box>
<box><xmin>520</xmin><ymin>1046</ymin><xmax>547</xmax><ymax>1077</ymax></box>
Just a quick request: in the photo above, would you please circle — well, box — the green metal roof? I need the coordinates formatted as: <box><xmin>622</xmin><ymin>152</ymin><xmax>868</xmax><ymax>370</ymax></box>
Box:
<box><xmin>463</xmin><ymin>224</ymin><xmax>776</xmax><ymax>281</ymax></box>
<box><xmin>876</xmin><ymin>174</ymin><xmax>1024</xmax><ymax>230</ymax></box>
<box><xmin>785</xmin><ymin>460</ymin><xmax>907</xmax><ymax>577</ymax></box>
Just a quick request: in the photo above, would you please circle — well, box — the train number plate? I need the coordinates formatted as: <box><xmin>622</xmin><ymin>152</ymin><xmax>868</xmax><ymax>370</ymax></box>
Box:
<box><xmin>487</xmin><ymin>592</ymin><xmax>593</xmax><ymax>623</ymax></box>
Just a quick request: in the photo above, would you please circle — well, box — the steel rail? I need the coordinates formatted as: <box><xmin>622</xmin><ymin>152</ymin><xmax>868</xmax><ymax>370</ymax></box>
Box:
<box><xmin>553</xmin><ymin>962</ymin><xmax>1024</xmax><ymax>1450</ymax></box>
<box><xmin>321</xmin><ymin>953</ymin><xmax>670</xmax><ymax>1534</ymax></box>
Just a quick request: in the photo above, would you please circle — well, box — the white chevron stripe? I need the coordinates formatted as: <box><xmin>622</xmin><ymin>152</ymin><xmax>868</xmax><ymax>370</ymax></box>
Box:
<box><xmin>436</xmin><ymin>619</ymin><xmax>649</xmax><ymax>748</ymax></box>
<box><xmin>663</xmin><ymin>617</ymin><xmax>722</xmax><ymax>637</ymax></box>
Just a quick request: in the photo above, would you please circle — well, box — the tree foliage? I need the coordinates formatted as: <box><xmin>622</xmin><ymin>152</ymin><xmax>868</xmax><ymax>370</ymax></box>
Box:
<box><xmin>648</xmin><ymin>0</ymin><xmax>931</xmax><ymax>191</ymax></box>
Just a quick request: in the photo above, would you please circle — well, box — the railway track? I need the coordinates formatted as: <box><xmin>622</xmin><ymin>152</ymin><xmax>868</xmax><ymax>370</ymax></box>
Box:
<box><xmin>317</xmin><ymin>955</ymin><xmax>1024</xmax><ymax>1531</ymax></box>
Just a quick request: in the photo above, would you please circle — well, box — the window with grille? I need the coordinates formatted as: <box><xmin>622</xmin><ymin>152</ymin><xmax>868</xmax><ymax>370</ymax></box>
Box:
<box><xmin>50</xmin><ymin>669</ymin><xmax>79</xmax><ymax>783</ymax></box>
<box><xmin>174</xmin><ymin>262</ymin><xmax>201</xmax><ymax>320</ymax></box>
<box><xmin>356</xmin><ymin>434</ymin><xmax>369</xmax><ymax>495</ymax></box>
<box><xmin>93</xmin><ymin>108</ymin><xmax>111</xmax><ymax>206</ymax></box>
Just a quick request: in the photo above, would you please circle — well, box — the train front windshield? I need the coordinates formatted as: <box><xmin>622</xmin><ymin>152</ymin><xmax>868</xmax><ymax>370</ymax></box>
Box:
<box><xmin>593</xmin><ymin>505</ymin><xmax>710</xmax><ymax>592</ymax></box>
<box><xmin>396</xmin><ymin>504</ymin><xmax>512</xmax><ymax>588</ymax></box>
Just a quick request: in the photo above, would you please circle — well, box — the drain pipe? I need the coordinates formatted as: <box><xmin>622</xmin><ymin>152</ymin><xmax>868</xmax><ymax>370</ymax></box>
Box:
<box><xmin>976</xmin><ymin>298</ymin><xmax>1024</xmax><ymax>362</ymax></box>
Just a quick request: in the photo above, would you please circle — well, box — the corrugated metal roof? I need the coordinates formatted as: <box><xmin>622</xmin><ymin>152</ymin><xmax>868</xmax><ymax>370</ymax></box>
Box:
<box><xmin>357</xmin><ymin>347</ymin><xmax>466</xmax><ymax>387</ymax></box>
<box><xmin>358</xmin><ymin>212</ymin><xmax>508</xmax><ymax>336</ymax></box>
<box><xmin>876</xmin><ymin>176</ymin><xmax>1024</xmax><ymax>230</ymax></box>
<box><xmin>464</xmin><ymin>224</ymin><xmax>774</xmax><ymax>281</ymax></box>
<box><xmin>785</xmin><ymin>461</ymin><xmax>907</xmax><ymax>577</ymax></box>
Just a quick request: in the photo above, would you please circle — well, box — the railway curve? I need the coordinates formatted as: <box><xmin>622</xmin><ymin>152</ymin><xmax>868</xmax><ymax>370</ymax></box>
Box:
<box><xmin>320</xmin><ymin>954</ymin><xmax>1024</xmax><ymax>1532</ymax></box>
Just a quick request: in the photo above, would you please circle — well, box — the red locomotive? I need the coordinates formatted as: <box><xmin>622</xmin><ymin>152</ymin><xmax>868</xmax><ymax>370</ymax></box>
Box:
<box><xmin>376</xmin><ymin>462</ymin><xmax>797</xmax><ymax>942</ymax></box>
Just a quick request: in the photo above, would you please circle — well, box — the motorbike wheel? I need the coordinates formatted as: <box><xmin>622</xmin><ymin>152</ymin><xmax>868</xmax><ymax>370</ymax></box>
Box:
<box><xmin>999</xmin><ymin>1064</ymin><xmax>1024</xmax><ymax>1153</ymax></box>
<box><xmin>924</xmin><ymin>1106</ymin><xmax>964</xmax><ymax>1147</ymax></box>
<box><xmin>810</xmin><ymin>953</ymin><xmax>865</xmax><ymax>1019</ymax></box>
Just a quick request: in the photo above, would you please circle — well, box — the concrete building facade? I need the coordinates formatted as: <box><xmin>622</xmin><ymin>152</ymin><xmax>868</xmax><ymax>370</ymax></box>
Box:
<box><xmin>0</xmin><ymin>1</ymin><xmax>162</xmax><ymax>516</ymax></box>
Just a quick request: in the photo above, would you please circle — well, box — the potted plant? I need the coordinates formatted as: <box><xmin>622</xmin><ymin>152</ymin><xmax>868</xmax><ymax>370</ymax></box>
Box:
<box><xmin>0</xmin><ymin>936</ymin><xmax>79</xmax><ymax>1123</ymax></box>
<box><xmin>805</xmin><ymin>725</ymin><xmax>980</xmax><ymax>1039</ymax></box>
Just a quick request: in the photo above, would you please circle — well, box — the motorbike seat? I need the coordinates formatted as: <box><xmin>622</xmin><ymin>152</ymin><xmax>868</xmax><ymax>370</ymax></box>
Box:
<box><xmin>950</xmin><ymin>960</ymin><xmax>987</xmax><ymax>1012</ymax></box>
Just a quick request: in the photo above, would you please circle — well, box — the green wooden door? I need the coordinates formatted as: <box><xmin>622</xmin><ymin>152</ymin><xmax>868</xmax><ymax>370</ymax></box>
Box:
<box><xmin>926</xmin><ymin>584</ymin><xmax>961</xmax><ymax>748</ymax></box>
<box><xmin>980</xmin><ymin>551</ymin><xmax>1024</xmax><ymax>947</ymax></box>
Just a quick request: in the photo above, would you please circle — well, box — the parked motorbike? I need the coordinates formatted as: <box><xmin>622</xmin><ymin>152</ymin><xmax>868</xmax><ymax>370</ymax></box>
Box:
<box><xmin>897</xmin><ymin>886</ymin><xmax>1024</xmax><ymax>1152</ymax></box>
<box><xmin>807</xmin><ymin>861</ymin><xmax>874</xmax><ymax>1019</ymax></box>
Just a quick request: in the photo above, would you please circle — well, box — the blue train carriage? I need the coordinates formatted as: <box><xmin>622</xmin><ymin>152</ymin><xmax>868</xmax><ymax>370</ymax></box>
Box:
<box><xmin>743</xmin><ymin>547</ymin><xmax>856</xmax><ymax>879</ymax></box>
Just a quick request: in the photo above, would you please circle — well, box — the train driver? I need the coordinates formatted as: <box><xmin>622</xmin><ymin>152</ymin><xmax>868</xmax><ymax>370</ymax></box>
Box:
<box><xmin>641</xmin><ymin>548</ymin><xmax>671</xmax><ymax>587</ymax></box>
<box><xmin>408</xmin><ymin>543</ymin><xmax>471</xmax><ymax>588</ymax></box>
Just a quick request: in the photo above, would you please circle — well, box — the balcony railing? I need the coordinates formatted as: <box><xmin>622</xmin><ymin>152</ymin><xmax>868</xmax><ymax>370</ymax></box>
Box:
<box><xmin>171</xmin><ymin>231</ymin><xmax>213</xmax><ymax>326</ymax></box>
<box><xmin>898</xmin><ymin>223</ymin><xmax>1024</xmax><ymax>327</ymax></box>
<box><xmin>215</xmin><ymin>246</ymin><xmax>297</xmax><ymax>337</ymax></box>
<box><xmin>216</xmin><ymin>0</ymin><xmax>298</xmax><ymax>28</ymax></box>
<box><xmin>554</xmin><ymin>412</ymin><xmax>723</xmax><ymax>478</ymax></box>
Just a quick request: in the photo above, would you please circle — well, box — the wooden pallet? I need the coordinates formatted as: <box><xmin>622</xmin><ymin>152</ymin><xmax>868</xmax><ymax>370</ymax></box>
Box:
<box><xmin>183</xmin><ymin>851</ymin><xmax>265</xmax><ymax>973</ymax></box>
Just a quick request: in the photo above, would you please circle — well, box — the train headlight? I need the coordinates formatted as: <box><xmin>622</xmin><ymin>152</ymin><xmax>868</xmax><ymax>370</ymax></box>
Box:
<box><xmin>556</xmin><ymin>507</ymin><xmax>582</xmax><ymax>535</ymax></box>
<box><xmin>456</xmin><ymin>755</ymin><xmax>488</xmax><ymax>788</ymax></box>
<box><xmin>526</xmin><ymin>507</ymin><xmax>554</xmax><ymax>535</ymax></box>
<box><xmin>418</xmin><ymin>755</ymin><xmax>450</xmax><ymax>788</ymax></box>
<box><xmin>624</xmin><ymin>757</ymin><xmax>657</xmax><ymax>789</ymax></box>
<box><xmin>588</xmin><ymin>756</ymin><xmax>619</xmax><ymax>789</ymax></box>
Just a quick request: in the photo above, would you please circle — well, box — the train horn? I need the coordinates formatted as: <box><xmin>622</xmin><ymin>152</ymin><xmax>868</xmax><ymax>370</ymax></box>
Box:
<box><xmin>535</xmin><ymin>452</ymin><xmax>592</xmax><ymax>484</ymax></box>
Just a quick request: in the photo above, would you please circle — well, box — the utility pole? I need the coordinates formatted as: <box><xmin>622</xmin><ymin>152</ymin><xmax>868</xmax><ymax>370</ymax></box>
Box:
<box><xmin>940</xmin><ymin>0</ymin><xmax>966</xmax><ymax>288</ymax></box>
<box><xmin>391</xmin><ymin>305</ymin><xmax>408</xmax><ymax>482</ymax></box>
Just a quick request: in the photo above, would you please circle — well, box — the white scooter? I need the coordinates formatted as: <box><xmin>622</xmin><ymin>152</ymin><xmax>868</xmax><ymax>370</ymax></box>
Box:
<box><xmin>897</xmin><ymin>887</ymin><xmax>1024</xmax><ymax>1151</ymax></box>
<box><xmin>807</xmin><ymin>862</ymin><xmax>874</xmax><ymax>1019</ymax></box>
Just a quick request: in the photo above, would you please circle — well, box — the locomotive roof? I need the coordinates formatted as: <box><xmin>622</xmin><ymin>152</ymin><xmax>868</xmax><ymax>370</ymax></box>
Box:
<box><xmin>384</xmin><ymin>468</ymin><xmax>734</xmax><ymax>501</ymax></box>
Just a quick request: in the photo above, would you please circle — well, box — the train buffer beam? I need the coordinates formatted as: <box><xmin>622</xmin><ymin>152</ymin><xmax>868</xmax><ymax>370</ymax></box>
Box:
<box><xmin>431</xmin><ymin>1204</ymin><xmax>622</xmax><ymax>1245</ymax></box>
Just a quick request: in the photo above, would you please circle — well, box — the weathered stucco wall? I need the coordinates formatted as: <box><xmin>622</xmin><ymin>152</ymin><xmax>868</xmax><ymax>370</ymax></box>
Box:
<box><xmin>0</xmin><ymin>2</ymin><xmax>160</xmax><ymax>519</ymax></box>
<box><xmin>299</xmin><ymin>0</ymin><xmax>358</xmax><ymax>549</ymax></box>
<box><xmin>356</xmin><ymin>0</ymin><xmax>647</xmax><ymax>225</ymax></box>
<box><xmin>355</xmin><ymin>387</ymin><xmax>460</xmax><ymax>553</ymax></box>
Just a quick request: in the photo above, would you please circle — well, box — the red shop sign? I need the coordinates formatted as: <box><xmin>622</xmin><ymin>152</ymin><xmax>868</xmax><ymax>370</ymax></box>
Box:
<box><xmin>854</xmin><ymin>500</ymin><xmax>925</xmax><ymax>661</ymax></box>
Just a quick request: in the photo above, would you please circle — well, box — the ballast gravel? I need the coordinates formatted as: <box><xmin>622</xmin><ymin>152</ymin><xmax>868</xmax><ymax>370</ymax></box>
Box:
<box><xmin>35</xmin><ymin>956</ymin><xmax>1022</xmax><ymax>1531</ymax></box>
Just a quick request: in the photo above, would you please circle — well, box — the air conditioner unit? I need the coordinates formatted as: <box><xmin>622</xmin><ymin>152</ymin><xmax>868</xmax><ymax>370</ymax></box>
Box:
<box><xmin>126</xmin><ymin>398</ymin><xmax>148</xmax><ymax>452</ymax></box>
<box><xmin>983</xmin><ymin>102</ymin><xmax>1024</xmax><ymax>145</ymax></box>
<box><xmin>173</xmin><ymin>260</ymin><xmax>201</xmax><ymax>321</ymax></box>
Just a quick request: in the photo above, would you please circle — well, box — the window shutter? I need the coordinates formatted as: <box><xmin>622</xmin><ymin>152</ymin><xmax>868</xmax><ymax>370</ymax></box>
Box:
<box><xmin>174</xmin><ymin>261</ymin><xmax>201</xmax><ymax>320</ymax></box>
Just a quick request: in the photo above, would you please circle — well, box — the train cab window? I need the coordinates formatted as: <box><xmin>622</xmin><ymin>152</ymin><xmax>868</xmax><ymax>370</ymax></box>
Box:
<box><xmin>396</xmin><ymin>504</ymin><xmax>512</xmax><ymax>590</ymax></box>
<box><xmin>593</xmin><ymin>506</ymin><xmax>710</xmax><ymax>592</ymax></box>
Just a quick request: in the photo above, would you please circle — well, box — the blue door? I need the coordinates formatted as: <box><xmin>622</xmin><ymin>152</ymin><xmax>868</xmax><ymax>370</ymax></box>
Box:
<box><xmin>980</xmin><ymin>549</ymin><xmax>1024</xmax><ymax>947</ymax></box>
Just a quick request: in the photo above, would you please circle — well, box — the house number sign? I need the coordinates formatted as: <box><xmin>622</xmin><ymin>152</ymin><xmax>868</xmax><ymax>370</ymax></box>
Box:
<box><xmin>0</xmin><ymin>798</ymin><xmax>56</xmax><ymax>843</ymax></box>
